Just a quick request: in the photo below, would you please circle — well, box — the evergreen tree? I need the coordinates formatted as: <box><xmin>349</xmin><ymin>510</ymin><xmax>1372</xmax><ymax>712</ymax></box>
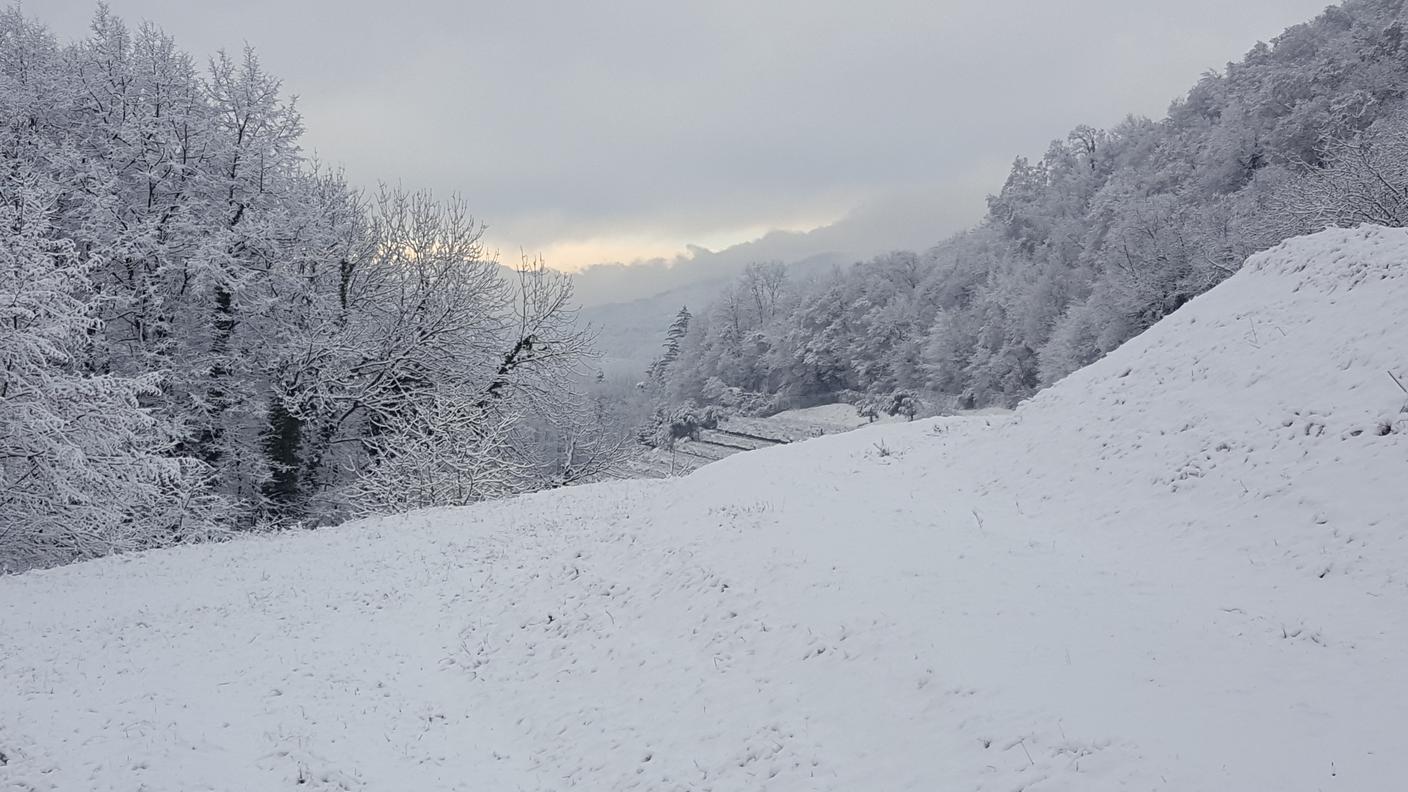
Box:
<box><xmin>646</xmin><ymin>306</ymin><xmax>691</xmax><ymax>384</ymax></box>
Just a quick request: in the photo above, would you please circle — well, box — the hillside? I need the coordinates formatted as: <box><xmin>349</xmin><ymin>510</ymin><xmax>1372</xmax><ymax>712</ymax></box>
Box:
<box><xmin>2</xmin><ymin>225</ymin><xmax>1406</xmax><ymax>790</ymax></box>
<box><xmin>660</xmin><ymin>0</ymin><xmax>1408</xmax><ymax>415</ymax></box>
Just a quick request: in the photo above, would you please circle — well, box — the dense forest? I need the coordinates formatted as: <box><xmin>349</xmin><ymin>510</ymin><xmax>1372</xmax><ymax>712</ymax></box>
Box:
<box><xmin>0</xmin><ymin>7</ymin><xmax>618</xmax><ymax>570</ymax></box>
<box><xmin>649</xmin><ymin>0</ymin><xmax>1408</xmax><ymax>422</ymax></box>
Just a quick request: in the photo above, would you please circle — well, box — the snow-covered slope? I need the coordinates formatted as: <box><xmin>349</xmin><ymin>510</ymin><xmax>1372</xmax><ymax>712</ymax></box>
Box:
<box><xmin>3</xmin><ymin>226</ymin><xmax>1407</xmax><ymax>791</ymax></box>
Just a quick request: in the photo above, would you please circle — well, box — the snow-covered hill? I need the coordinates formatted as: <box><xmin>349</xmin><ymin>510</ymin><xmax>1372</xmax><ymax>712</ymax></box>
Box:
<box><xmin>3</xmin><ymin>226</ymin><xmax>1406</xmax><ymax>791</ymax></box>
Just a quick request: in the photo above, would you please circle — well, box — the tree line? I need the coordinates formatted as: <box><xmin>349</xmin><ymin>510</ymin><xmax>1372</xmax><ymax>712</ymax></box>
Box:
<box><xmin>0</xmin><ymin>7</ymin><xmax>617</xmax><ymax>571</ymax></box>
<box><xmin>651</xmin><ymin>0</ymin><xmax>1408</xmax><ymax>421</ymax></box>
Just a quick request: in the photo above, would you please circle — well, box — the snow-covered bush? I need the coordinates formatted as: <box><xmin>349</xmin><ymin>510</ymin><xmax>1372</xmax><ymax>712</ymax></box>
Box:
<box><xmin>637</xmin><ymin>404</ymin><xmax>723</xmax><ymax>449</ymax></box>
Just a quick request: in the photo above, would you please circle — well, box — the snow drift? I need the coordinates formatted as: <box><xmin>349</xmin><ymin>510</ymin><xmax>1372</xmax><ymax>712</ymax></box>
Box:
<box><xmin>2</xmin><ymin>225</ymin><xmax>1407</xmax><ymax>790</ymax></box>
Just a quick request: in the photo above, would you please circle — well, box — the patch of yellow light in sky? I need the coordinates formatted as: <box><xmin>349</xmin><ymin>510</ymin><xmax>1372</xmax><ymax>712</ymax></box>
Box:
<box><xmin>488</xmin><ymin>218</ymin><xmax>837</xmax><ymax>273</ymax></box>
<box><xmin>533</xmin><ymin>236</ymin><xmax>698</xmax><ymax>273</ymax></box>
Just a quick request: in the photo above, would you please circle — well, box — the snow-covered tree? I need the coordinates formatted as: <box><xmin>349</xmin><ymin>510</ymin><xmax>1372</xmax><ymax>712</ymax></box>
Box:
<box><xmin>0</xmin><ymin>165</ymin><xmax>221</xmax><ymax>571</ymax></box>
<box><xmin>1276</xmin><ymin>110</ymin><xmax>1408</xmax><ymax>232</ymax></box>
<box><xmin>646</xmin><ymin>306</ymin><xmax>691</xmax><ymax>384</ymax></box>
<box><xmin>662</xmin><ymin>0</ymin><xmax>1408</xmax><ymax>413</ymax></box>
<box><xmin>0</xmin><ymin>7</ymin><xmax>613</xmax><ymax>565</ymax></box>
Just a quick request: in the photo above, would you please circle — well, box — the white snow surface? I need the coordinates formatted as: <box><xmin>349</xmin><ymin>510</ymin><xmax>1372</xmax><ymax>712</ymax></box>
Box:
<box><xmin>766</xmin><ymin>403</ymin><xmax>884</xmax><ymax>429</ymax></box>
<box><xmin>3</xmin><ymin>225</ymin><xmax>1408</xmax><ymax>790</ymax></box>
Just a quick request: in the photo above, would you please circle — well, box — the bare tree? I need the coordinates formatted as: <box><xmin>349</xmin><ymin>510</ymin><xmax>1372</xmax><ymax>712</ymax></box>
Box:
<box><xmin>1276</xmin><ymin>113</ymin><xmax>1408</xmax><ymax>233</ymax></box>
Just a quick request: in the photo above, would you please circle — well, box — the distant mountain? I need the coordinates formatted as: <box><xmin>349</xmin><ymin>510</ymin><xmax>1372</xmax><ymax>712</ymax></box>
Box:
<box><xmin>569</xmin><ymin>232</ymin><xmax>836</xmax><ymax>309</ymax></box>
<box><xmin>580</xmin><ymin>278</ymin><xmax>735</xmax><ymax>381</ymax></box>
<box><xmin>580</xmin><ymin>251</ymin><xmax>849</xmax><ymax>380</ymax></box>
<box><xmin>568</xmin><ymin>185</ymin><xmax>972</xmax><ymax>308</ymax></box>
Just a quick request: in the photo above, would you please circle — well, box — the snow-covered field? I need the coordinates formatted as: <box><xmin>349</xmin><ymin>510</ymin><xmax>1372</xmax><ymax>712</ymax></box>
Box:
<box><xmin>3</xmin><ymin>226</ymin><xmax>1407</xmax><ymax>790</ymax></box>
<box><xmin>621</xmin><ymin>404</ymin><xmax>892</xmax><ymax>479</ymax></box>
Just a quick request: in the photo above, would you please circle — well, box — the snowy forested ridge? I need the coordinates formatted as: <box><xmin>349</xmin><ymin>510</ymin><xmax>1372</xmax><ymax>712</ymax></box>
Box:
<box><xmin>645</xmin><ymin>0</ymin><xmax>1408</xmax><ymax>422</ymax></box>
<box><xmin>2</xmin><ymin>224</ymin><xmax>1404</xmax><ymax>790</ymax></box>
<box><xmin>0</xmin><ymin>8</ymin><xmax>623</xmax><ymax>571</ymax></box>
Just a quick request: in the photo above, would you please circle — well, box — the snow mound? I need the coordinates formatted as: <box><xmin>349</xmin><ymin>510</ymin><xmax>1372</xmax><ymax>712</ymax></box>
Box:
<box><xmin>3</xmin><ymin>226</ymin><xmax>1407</xmax><ymax>791</ymax></box>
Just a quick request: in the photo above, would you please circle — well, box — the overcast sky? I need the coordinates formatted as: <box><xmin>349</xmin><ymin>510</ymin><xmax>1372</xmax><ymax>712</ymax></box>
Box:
<box><xmin>45</xmin><ymin>0</ymin><xmax>1331</xmax><ymax>272</ymax></box>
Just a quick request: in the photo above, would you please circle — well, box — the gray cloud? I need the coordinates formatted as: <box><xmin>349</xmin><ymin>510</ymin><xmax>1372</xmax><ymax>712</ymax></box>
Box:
<box><xmin>45</xmin><ymin>0</ymin><xmax>1331</xmax><ymax>273</ymax></box>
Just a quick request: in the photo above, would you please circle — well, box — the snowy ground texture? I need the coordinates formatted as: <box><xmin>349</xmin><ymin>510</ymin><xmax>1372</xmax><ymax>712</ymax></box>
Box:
<box><xmin>3</xmin><ymin>225</ymin><xmax>1408</xmax><ymax>790</ymax></box>
<box><xmin>620</xmin><ymin>403</ymin><xmax>903</xmax><ymax>479</ymax></box>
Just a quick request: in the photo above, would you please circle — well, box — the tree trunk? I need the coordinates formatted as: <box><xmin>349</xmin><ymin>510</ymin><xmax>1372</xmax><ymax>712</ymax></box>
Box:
<box><xmin>260</xmin><ymin>396</ymin><xmax>303</xmax><ymax>519</ymax></box>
